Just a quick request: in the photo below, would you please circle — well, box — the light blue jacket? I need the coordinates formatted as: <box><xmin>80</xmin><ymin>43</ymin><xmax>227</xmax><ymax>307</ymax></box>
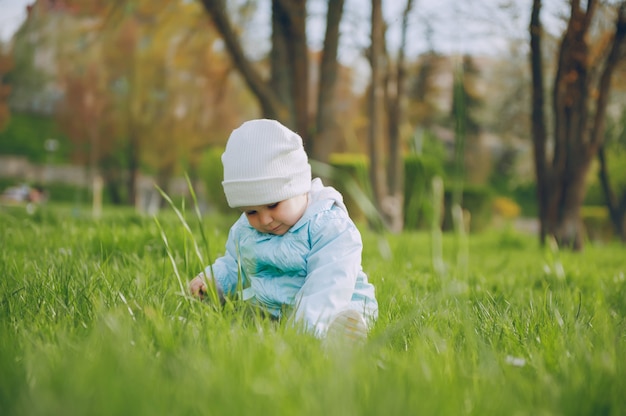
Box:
<box><xmin>205</xmin><ymin>178</ymin><xmax>378</xmax><ymax>336</ymax></box>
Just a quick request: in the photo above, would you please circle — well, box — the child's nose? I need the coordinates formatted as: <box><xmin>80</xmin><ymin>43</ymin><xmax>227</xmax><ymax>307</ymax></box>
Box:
<box><xmin>259</xmin><ymin>210</ymin><xmax>273</xmax><ymax>225</ymax></box>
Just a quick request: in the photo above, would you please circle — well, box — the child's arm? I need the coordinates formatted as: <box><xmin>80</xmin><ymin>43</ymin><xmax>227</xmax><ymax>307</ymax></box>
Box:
<box><xmin>295</xmin><ymin>213</ymin><xmax>363</xmax><ymax>336</ymax></box>
<box><xmin>189</xmin><ymin>221</ymin><xmax>244</xmax><ymax>299</ymax></box>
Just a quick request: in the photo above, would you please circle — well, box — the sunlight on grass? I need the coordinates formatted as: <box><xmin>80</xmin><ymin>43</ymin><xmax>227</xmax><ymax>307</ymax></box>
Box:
<box><xmin>0</xmin><ymin>202</ymin><xmax>624</xmax><ymax>415</ymax></box>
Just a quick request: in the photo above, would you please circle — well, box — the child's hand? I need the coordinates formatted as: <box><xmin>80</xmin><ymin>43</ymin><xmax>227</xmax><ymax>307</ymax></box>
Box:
<box><xmin>189</xmin><ymin>273</ymin><xmax>224</xmax><ymax>303</ymax></box>
<box><xmin>189</xmin><ymin>274</ymin><xmax>208</xmax><ymax>299</ymax></box>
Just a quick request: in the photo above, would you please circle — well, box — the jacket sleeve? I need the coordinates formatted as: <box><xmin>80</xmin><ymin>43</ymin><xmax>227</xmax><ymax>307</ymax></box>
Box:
<box><xmin>204</xmin><ymin>221</ymin><xmax>245</xmax><ymax>295</ymax></box>
<box><xmin>294</xmin><ymin>208</ymin><xmax>363</xmax><ymax>336</ymax></box>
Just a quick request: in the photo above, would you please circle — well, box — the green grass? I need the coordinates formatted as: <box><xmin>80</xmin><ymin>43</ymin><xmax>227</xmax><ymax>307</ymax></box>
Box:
<box><xmin>0</xmin><ymin>203</ymin><xmax>624</xmax><ymax>415</ymax></box>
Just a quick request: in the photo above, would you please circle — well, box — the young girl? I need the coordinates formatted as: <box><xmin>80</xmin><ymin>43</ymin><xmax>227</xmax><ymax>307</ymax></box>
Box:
<box><xmin>189</xmin><ymin>119</ymin><xmax>378</xmax><ymax>340</ymax></box>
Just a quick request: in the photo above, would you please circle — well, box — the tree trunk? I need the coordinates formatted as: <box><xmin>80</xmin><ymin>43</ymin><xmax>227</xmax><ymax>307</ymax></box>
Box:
<box><xmin>383</xmin><ymin>0</ymin><xmax>413</xmax><ymax>233</ymax></box>
<box><xmin>270</xmin><ymin>1</ymin><xmax>295</xmax><ymax>126</ymax></box>
<box><xmin>368</xmin><ymin>0</ymin><xmax>387</xmax><ymax>228</ymax></box>
<box><xmin>102</xmin><ymin>162</ymin><xmax>123</xmax><ymax>205</ymax></box>
<box><xmin>530</xmin><ymin>0</ymin><xmax>549</xmax><ymax>243</ymax></box>
<box><xmin>529</xmin><ymin>0</ymin><xmax>626</xmax><ymax>250</ymax></box>
<box><xmin>271</xmin><ymin>0</ymin><xmax>308</xmax><ymax>141</ymax></box>
<box><xmin>545</xmin><ymin>164</ymin><xmax>590</xmax><ymax>249</ymax></box>
<box><xmin>286</xmin><ymin>1</ymin><xmax>309</xmax><ymax>146</ymax></box>
<box><xmin>127</xmin><ymin>132</ymin><xmax>139</xmax><ymax>206</ymax></box>
<box><xmin>202</xmin><ymin>0</ymin><xmax>343</xmax><ymax>154</ymax></box>
<box><xmin>313</xmin><ymin>0</ymin><xmax>344</xmax><ymax>163</ymax></box>
<box><xmin>200</xmin><ymin>0</ymin><xmax>289</xmax><ymax>121</ymax></box>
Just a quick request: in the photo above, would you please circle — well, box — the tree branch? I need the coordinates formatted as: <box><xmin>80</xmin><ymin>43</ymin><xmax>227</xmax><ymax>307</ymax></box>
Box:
<box><xmin>199</xmin><ymin>0</ymin><xmax>286</xmax><ymax>119</ymax></box>
<box><xmin>589</xmin><ymin>2</ymin><xmax>626</xmax><ymax>153</ymax></box>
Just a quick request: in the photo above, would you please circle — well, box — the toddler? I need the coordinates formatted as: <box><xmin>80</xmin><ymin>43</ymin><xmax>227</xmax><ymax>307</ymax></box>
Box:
<box><xmin>189</xmin><ymin>119</ymin><xmax>378</xmax><ymax>340</ymax></box>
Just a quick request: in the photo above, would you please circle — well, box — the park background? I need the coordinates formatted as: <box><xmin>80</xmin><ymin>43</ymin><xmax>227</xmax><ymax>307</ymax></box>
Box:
<box><xmin>0</xmin><ymin>0</ymin><xmax>625</xmax><ymax>249</ymax></box>
<box><xmin>1</xmin><ymin>2</ymin><xmax>625</xmax><ymax>415</ymax></box>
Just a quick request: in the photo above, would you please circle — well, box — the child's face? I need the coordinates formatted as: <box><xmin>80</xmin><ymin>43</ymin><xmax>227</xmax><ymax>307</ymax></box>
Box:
<box><xmin>240</xmin><ymin>194</ymin><xmax>308</xmax><ymax>235</ymax></box>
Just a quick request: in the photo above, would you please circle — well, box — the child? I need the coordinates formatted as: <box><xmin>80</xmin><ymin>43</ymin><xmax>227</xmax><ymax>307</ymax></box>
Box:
<box><xmin>189</xmin><ymin>119</ymin><xmax>378</xmax><ymax>340</ymax></box>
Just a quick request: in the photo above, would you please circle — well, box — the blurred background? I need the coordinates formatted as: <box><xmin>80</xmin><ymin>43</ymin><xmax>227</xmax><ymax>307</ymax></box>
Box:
<box><xmin>0</xmin><ymin>0</ymin><xmax>625</xmax><ymax>248</ymax></box>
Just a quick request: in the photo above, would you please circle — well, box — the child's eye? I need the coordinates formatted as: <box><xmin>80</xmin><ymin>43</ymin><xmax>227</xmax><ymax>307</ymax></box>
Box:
<box><xmin>245</xmin><ymin>210</ymin><xmax>257</xmax><ymax>216</ymax></box>
<box><xmin>268</xmin><ymin>202</ymin><xmax>279</xmax><ymax>209</ymax></box>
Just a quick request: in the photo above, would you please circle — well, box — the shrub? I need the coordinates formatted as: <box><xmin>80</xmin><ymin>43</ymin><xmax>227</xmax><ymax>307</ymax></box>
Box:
<box><xmin>443</xmin><ymin>184</ymin><xmax>493</xmax><ymax>232</ymax></box>
<box><xmin>403</xmin><ymin>154</ymin><xmax>443</xmax><ymax>230</ymax></box>
<box><xmin>492</xmin><ymin>196</ymin><xmax>521</xmax><ymax>220</ymax></box>
<box><xmin>327</xmin><ymin>153</ymin><xmax>371</xmax><ymax>224</ymax></box>
<box><xmin>0</xmin><ymin>113</ymin><xmax>69</xmax><ymax>163</ymax></box>
<box><xmin>585</xmin><ymin>148</ymin><xmax>626</xmax><ymax>206</ymax></box>
<box><xmin>510</xmin><ymin>182</ymin><xmax>537</xmax><ymax>217</ymax></box>
<box><xmin>199</xmin><ymin>147</ymin><xmax>229</xmax><ymax>213</ymax></box>
<box><xmin>45</xmin><ymin>182</ymin><xmax>92</xmax><ymax>204</ymax></box>
<box><xmin>581</xmin><ymin>205</ymin><xmax>613</xmax><ymax>242</ymax></box>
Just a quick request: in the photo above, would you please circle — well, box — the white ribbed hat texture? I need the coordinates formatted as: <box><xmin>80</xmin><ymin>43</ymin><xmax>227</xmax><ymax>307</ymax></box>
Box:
<box><xmin>221</xmin><ymin>119</ymin><xmax>312</xmax><ymax>208</ymax></box>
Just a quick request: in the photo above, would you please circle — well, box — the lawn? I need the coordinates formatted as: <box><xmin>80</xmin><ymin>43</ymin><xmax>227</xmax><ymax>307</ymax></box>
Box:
<box><xmin>1</xmin><ymin>203</ymin><xmax>624</xmax><ymax>415</ymax></box>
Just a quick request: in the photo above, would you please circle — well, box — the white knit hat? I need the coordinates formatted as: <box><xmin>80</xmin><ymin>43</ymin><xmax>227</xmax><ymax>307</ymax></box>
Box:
<box><xmin>221</xmin><ymin>119</ymin><xmax>312</xmax><ymax>208</ymax></box>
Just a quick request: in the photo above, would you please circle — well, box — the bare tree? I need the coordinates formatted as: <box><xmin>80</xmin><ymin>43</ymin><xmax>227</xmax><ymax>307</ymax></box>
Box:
<box><xmin>384</xmin><ymin>0</ymin><xmax>414</xmax><ymax>232</ymax></box>
<box><xmin>314</xmin><ymin>0</ymin><xmax>345</xmax><ymax>162</ymax></box>
<box><xmin>199</xmin><ymin>0</ymin><xmax>345</xmax><ymax>161</ymax></box>
<box><xmin>366</xmin><ymin>0</ymin><xmax>415</xmax><ymax>232</ymax></box>
<box><xmin>529</xmin><ymin>0</ymin><xmax>626</xmax><ymax>250</ymax></box>
<box><xmin>368</xmin><ymin>0</ymin><xmax>387</xmax><ymax>228</ymax></box>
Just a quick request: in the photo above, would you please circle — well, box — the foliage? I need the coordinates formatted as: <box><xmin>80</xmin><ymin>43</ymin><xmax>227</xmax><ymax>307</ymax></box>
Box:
<box><xmin>410</xmin><ymin>128</ymin><xmax>448</xmax><ymax>169</ymax></box>
<box><xmin>443</xmin><ymin>184</ymin><xmax>494</xmax><ymax>232</ymax></box>
<box><xmin>403</xmin><ymin>154</ymin><xmax>443</xmax><ymax>230</ymax></box>
<box><xmin>44</xmin><ymin>182</ymin><xmax>100</xmax><ymax>205</ymax></box>
<box><xmin>56</xmin><ymin>63</ymin><xmax>115</xmax><ymax>167</ymax></box>
<box><xmin>581</xmin><ymin>206</ymin><xmax>613</xmax><ymax>242</ymax></box>
<box><xmin>6</xmin><ymin>6</ymin><xmax>51</xmax><ymax>114</ymax></box>
<box><xmin>481</xmin><ymin>41</ymin><xmax>533</xmax><ymax>142</ymax></box>
<box><xmin>327</xmin><ymin>153</ymin><xmax>371</xmax><ymax>224</ymax></box>
<box><xmin>405</xmin><ymin>52</ymin><xmax>446</xmax><ymax>129</ymax></box>
<box><xmin>0</xmin><ymin>112</ymin><xmax>69</xmax><ymax>163</ymax></box>
<box><xmin>503</xmin><ymin>181</ymin><xmax>538</xmax><ymax>218</ymax></box>
<box><xmin>9</xmin><ymin>0</ymin><xmax>256</xmax><ymax>203</ymax></box>
<box><xmin>0</xmin><ymin>205</ymin><xmax>624</xmax><ymax>415</ymax></box>
<box><xmin>585</xmin><ymin>111</ymin><xmax>626</xmax><ymax>205</ymax></box>
<box><xmin>199</xmin><ymin>147</ymin><xmax>494</xmax><ymax>234</ymax></box>
<box><xmin>450</xmin><ymin>55</ymin><xmax>482</xmax><ymax>137</ymax></box>
<box><xmin>450</xmin><ymin>56</ymin><xmax>489</xmax><ymax>185</ymax></box>
<box><xmin>199</xmin><ymin>146</ymin><xmax>229</xmax><ymax>214</ymax></box>
<box><xmin>492</xmin><ymin>196</ymin><xmax>521</xmax><ymax>220</ymax></box>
